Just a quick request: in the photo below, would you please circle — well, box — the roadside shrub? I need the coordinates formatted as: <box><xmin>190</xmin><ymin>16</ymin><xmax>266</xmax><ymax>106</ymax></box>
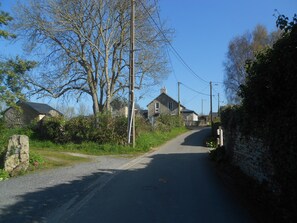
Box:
<box><xmin>29</xmin><ymin>151</ymin><xmax>45</xmax><ymax>168</ymax></box>
<box><xmin>209</xmin><ymin>146</ymin><xmax>226</xmax><ymax>162</ymax></box>
<box><xmin>65</xmin><ymin>116</ymin><xmax>93</xmax><ymax>143</ymax></box>
<box><xmin>92</xmin><ymin>114</ymin><xmax>128</xmax><ymax>145</ymax></box>
<box><xmin>36</xmin><ymin>116</ymin><xmax>68</xmax><ymax>143</ymax></box>
<box><xmin>157</xmin><ymin>114</ymin><xmax>184</xmax><ymax>130</ymax></box>
<box><xmin>113</xmin><ymin>115</ymin><xmax>128</xmax><ymax>144</ymax></box>
<box><xmin>205</xmin><ymin>136</ymin><xmax>218</xmax><ymax>148</ymax></box>
<box><xmin>135</xmin><ymin>116</ymin><xmax>151</xmax><ymax>137</ymax></box>
<box><xmin>0</xmin><ymin>169</ymin><xmax>9</xmax><ymax>181</ymax></box>
<box><xmin>222</xmin><ymin>22</ymin><xmax>297</xmax><ymax>219</ymax></box>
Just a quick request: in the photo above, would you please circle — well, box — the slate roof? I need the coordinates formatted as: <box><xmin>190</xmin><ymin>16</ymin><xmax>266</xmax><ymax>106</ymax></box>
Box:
<box><xmin>181</xmin><ymin>109</ymin><xmax>198</xmax><ymax>116</ymax></box>
<box><xmin>147</xmin><ymin>92</ymin><xmax>186</xmax><ymax>108</ymax></box>
<box><xmin>18</xmin><ymin>101</ymin><xmax>63</xmax><ymax>115</ymax></box>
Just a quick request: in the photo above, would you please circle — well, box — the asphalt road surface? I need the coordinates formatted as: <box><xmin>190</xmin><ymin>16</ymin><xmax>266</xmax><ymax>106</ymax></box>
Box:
<box><xmin>0</xmin><ymin>128</ymin><xmax>254</xmax><ymax>223</ymax></box>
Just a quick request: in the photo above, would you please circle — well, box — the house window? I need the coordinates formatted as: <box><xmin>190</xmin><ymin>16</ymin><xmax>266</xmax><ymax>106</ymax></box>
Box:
<box><xmin>155</xmin><ymin>102</ymin><xmax>159</xmax><ymax>109</ymax></box>
<box><xmin>155</xmin><ymin>102</ymin><xmax>160</xmax><ymax>113</ymax></box>
<box><xmin>168</xmin><ymin>102</ymin><xmax>173</xmax><ymax>111</ymax></box>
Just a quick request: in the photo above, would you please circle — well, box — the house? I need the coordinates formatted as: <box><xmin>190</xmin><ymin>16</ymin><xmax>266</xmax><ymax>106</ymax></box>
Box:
<box><xmin>3</xmin><ymin>101</ymin><xmax>62</xmax><ymax>127</ymax></box>
<box><xmin>181</xmin><ymin>109</ymin><xmax>199</xmax><ymax>126</ymax></box>
<box><xmin>137</xmin><ymin>109</ymin><xmax>148</xmax><ymax>119</ymax></box>
<box><xmin>147</xmin><ymin>87</ymin><xmax>186</xmax><ymax>123</ymax></box>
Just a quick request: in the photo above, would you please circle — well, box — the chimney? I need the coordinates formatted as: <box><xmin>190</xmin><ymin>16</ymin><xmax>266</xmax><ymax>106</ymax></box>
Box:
<box><xmin>160</xmin><ymin>87</ymin><xmax>167</xmax><ymax>94</ymax></box>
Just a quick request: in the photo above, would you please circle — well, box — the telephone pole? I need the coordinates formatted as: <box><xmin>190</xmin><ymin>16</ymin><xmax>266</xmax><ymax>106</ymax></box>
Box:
<box><xmin>218</xmin><ymin>93</ymin><xmax>220</xmax><ymax>117</ymax></box>
<box><xmin>178</xmin><ymin>81</ymin><xmax>181</xmax><ymax>116</ymax></box>
<box><xmin>201</xmin><ymin>99</ymin><xmax>206</xmax><ymax>115</ymax></box>
<box><xmin>210</xmin><ymin>81</ymin><xmax>213</xmax><ymax>131</ymax></box>
<box><xmin>128</xmin><ymin>0</ymin><xmax>135</xmax><ymax>147</ymax></box>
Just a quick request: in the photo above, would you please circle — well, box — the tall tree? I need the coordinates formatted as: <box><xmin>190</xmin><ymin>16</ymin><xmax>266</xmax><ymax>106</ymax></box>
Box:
<box><xmin>239</xmin><ymin>16</ymin><xmax>297</xmax><ymax>214</ymax></box>
<box><xmin>0</xmin><ymin>7</ymin><xmax>16</xmax><ymax>39</ymax></box>
<box><xmin>0</xmin><ymin>6</ymin><xmax>36</xmax><ymax>108</ymax></box>
<box><xmin>13</xmin><ymin>0</ymin><xmax>171</xmax><ymax>115</ymax></box>
<box><xmin>0</xmin><ymin>57</ymin><xmax>36</xmax><ymax>107</ymax></box>
<box><xmin>223</xmin><ymin>25</ymin><xmax>281</xmax><ymax>104</ymax></box>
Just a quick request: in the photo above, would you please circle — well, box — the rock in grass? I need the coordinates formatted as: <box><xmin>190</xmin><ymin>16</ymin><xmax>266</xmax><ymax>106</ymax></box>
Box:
<box><xmin>4</xmin><ymin>135</ymin><xmax>29</xmax><ymax>176</ymax></box>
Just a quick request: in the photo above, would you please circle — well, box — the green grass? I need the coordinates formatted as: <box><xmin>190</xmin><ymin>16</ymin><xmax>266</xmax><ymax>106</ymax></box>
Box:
<box><xmin>1</xmin><ymin>126</ymin><xmax>188</xmax><ymax>175</ymax></box>
<box><xmin>28</xmin><ymin>149</ymin><xmax>92</xmax><ymax>171</ymax></box>
<box><xmin>30</xmin><ymin>127</ymin><xmax>188</xmax><ymax>156</ymax></box>
<box><xmin>135</xmin><ymin>127</ymin><xmax>188</xmax><ymax>150</ymax></box>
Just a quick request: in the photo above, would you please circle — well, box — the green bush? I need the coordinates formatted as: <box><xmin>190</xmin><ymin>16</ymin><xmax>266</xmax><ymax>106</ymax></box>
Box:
<box><xmin>135</xmin><ymin>116</ymin><xmax>152</xmax><ymax>136</ymax></box>
<box><xmin>0</xmin><ymin>169</ymin><xmax>9</xmax><ymax>181</ymax></box>
<box><xmin>30</xmin><ymin>113</ymin><xmax>186</xmax><ymax>150</ymax></box>
<box><xmin>90</xmin><ymin>114</ymin><xmax>127</xmax><ymax>145</ymax></box>
<box><xmin>157</xmin><ymin>114</ymin><xmax>184</xmax><ymax>130</ymax></box>
<box><xmin>209</xmin><ymin>146</ymin><xmax>225</xmax><ymax>162</ymax></box>
<box><xmin>222</xmin><ymin>21</ymin><xmax>297</xmax><ymax>217</ymax></box>
<box><xmin>29</xmin><ymin>151</ymin><xmax>45</xmax><ymax>168</ymax></box>
<box><xmin>33</xmin><ymin>114</ymin><xmax>129</xmax><ymax>145</ymax></box>
<box><xmin>36</xmin><ymin>116</ymin><xmax>67</xmax><ymax>143</ymax></box>
<box><xmin>65</xmin><ymin>116</ymin><xmax>93</xmax><ymax>143</ymax></box>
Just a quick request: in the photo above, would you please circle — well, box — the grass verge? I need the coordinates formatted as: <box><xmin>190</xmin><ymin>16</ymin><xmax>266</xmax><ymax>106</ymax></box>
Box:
<box><xmin>30</xmin><ymin>127</ymin><xmax>188</xmax><ymax>156</ymax></box>
<box><xmin>29</xmin><ymin>149</ymin><xmax>92</xmax><ymax>170</ymax></box>
<box><xmin>1</xmin><ymin>127</ymin><xmax>188</xmax><ymax>176</ymax></box>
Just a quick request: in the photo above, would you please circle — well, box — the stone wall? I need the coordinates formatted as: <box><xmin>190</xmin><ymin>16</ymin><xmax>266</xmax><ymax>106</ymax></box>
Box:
<box><xmin>224</xmin><ymin>128</ymin><xmax>275</xmax><ymax>185</ymax></box>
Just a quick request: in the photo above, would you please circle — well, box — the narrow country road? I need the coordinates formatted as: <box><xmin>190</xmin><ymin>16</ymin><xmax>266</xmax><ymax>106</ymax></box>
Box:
<box><xmin>0</xmin><ymin>128</ymin><xmax>254</xmax><ymax>223</ymax></box>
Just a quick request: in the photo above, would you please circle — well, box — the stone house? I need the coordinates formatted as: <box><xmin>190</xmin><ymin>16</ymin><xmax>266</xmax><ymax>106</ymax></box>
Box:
<box><xmin>3</xmin><ymin>101</ymin><xmax>62</xmax><ymax>127</ymax></box>
<box><xmin>181</xmin><ymin>109</ymin><xmax>199</xmax><ymax>126</ymax></box>
<box><xmin>147</xmin><ymin>88</ymin><xmax>185</xmax><ymax>123</ymax></box>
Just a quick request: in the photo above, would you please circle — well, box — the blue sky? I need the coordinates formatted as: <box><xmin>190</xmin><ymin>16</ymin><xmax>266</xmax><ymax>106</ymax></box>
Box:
<box><xmin>1</xmin><ymin>0</ymin><xmax>296</xmax><ymax>114</ymax></box>
<box><xmin>155</xmin><ymin>0</ymin><xmax>297</xmax><ymax>115</ymax></box>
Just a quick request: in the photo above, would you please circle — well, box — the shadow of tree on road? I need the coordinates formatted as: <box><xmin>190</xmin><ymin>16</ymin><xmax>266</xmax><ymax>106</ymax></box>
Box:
<box><xmin>181</xmin><ymin>127</ymin><xmax>211</xmax><ymax>146</ymax></box>
<box><xmin>0</xmin><ymin>128</ymin><xmax>253</xmax><ymax>223</ymax></box>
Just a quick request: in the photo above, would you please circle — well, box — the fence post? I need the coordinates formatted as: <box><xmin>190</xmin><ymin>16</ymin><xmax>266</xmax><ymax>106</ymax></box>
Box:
<box><xmin>217</xmin><ymin>126</ymin><xmax>224</xmax><ymax>147</ymax></box>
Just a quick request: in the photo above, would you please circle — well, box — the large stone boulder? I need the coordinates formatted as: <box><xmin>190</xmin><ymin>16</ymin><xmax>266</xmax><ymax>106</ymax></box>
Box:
<box><xmin>4</xmin><ymin>135</ymin><xmax>29</xmax><ymax>176</ymax></box>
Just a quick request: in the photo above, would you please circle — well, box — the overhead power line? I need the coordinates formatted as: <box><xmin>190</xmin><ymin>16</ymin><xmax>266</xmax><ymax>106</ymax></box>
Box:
<box><xmin>180</xmin><ymin>82</ymin><xmax>210</xmax><ymax>97</ymax></box>
<box><xmin>139</xmin><ymin>0</ymin><xmax>209</xmax><ymax>84</ymax></box>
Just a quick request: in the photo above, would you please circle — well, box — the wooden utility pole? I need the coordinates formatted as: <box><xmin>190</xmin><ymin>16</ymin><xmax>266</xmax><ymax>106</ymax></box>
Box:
<box><xmin>210</xmin><ymin>81</ymin><xmax>213</xmax><ymax>130</ymax></box>
<box><xmin>201</xmin><ymin>99</ymin><xmax>204</xmax><ymax>115</ymax></box>
<box><xmin>178</xmin><ymin>81</ymin><xmax>181</xmax><ymax>116</ymax></box>
<box><xmin>218</xmin><ymin>93</ymin><xmax>220</xmax><ymax>117</ymax></box>
<box><xmin>128</xmin><ymin>0</ymin><xmax>135</xmax><ymax>147</ymax></box>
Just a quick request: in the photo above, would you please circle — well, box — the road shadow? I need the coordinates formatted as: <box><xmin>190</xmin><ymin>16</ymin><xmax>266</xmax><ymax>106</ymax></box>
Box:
<box><xmin>0</xmin><ymin>129</ymin><xmax>253</xmax><ymax>223</ymax></box>
<box><xmin>0</xmin><ymin>170</ymin><xmax>117</xmax><ymax>223</ymax></box>
<box><xmin>181</xmin><ymin>127</ymin><xmax>211</xmax><ymax>146</ymax></box>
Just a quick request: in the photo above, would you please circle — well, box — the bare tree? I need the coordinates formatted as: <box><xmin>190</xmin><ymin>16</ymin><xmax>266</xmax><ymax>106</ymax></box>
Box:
<box><xmin>12</xmin><ymin>0</ymin><xmax>170</xmax><ymax>115</ymax></box>
<box><xmin>55</xmin><ymin>104</ymin><xmax>76</xmax><ymax>120</ymax></box>
<box><xmin>77</xmin><ymin>102</ymin><xmax>91</xmax><ymax>116</ymax></box>
<box><xmin>223</xmin><ymin>25</ymin><xmax>281</xmax><ymax>104</ymax></box>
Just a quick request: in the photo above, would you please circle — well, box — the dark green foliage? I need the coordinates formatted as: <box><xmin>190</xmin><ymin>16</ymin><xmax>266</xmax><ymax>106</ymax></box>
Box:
<box><xmin>32</xmin><ymin>113</ymin><xmax>185</xmax><ymax>148</ymax></box>
<box><xmin>29</xmin><ymin>151</ymin><xmax>45</xmax><ymax>167</ymax></box>
<box><xmin>90</xmin><ymin>114</ymin><xmax>127</xmax><ymax>145</ymax></box>
<box><xmin>276</xmin><ymin>13</ymin><xmax>297</xmax><ymax>33</ymax></box>
<box><xmin>65</xmin><ymin>116</ymin><xmax>93</xmax><ymax>143</ymax></box>
<box><xmin>0</xmin><ymin>169</ymin><xmax>9</xmax><ymax>181</ymax></box>
<box><xmin>223</xmin><ymin>18</ymin><xmax>297</xmax><ymax>218</ymax></box>
<box><xmin>34</xmin><ymin>114</ymin><xmax>128</xmax><ymax>145</ymax></box>
<box><xmin>0</xmin><ymin>5</ymin><xmax>36</xmax><ymax>108</ymax></box>
<box><xmin>0</xmin><ymin>7</ymin><xmax>16</xmax><ymax>39</ymax></box>
<box><xmin>135</xmin><ymin>116</ymin><xmax>151</xmax><ymax>137</ymax></box>
<box><xmin>209</xmin><ymin>146</ymin><xmax>225</xmax><ymax>162</ymax></box>
<box><xmin>0</xmin><ymin>57</ymin><xmax>36</xmax><ymax>107</ymax></box>
<box><xmin>156</xmin><ymin>114</ymin><xmax>184</xmax><ymax>131</ymax></box>
<box><xmin>35</xmin><ymin>116</ymin><xmax>67</xmax><ymax>143</ymax></box>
